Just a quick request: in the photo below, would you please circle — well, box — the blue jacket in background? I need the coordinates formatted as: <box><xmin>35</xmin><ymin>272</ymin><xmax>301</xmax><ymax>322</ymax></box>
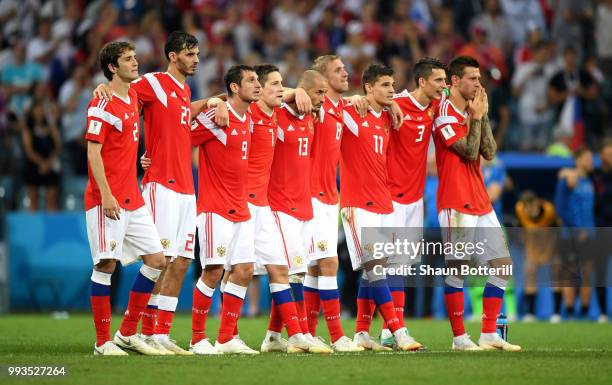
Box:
<box><xmin>554</xmin><ymin>175</ymin><xmax>595</xmax><ymax>228</ymax></box>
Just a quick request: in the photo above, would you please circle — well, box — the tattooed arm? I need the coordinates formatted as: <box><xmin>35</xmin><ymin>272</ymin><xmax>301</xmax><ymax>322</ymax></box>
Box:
<box><xmin>451</xmin><ymin>118</ymin><xmax>482</xmax><ymax>161</ymax></box>
<box><xmin>480</xmin><ymin>114</ymin><xmax>497</xmax><ymax>160</ymax></box>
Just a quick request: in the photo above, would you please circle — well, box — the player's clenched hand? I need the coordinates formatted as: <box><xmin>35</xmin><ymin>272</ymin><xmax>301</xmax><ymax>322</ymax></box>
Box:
<box><xmin>390</xmin><ymin>100</ymin><xmax>403</xmax><ymax>130</ymax></box>
<box><xmin>140</xmin><ymin>152</ymin><xmax>151</xmax><ymax>171</ymax></box>
<box><xmin>213</xmin><ymin>102</ymin><xmax>229</xmax><ymax>127</ymax></box>
<box><xmin>102</xmin><ymin>193</ymin><xmax>121</xmax><ymax>220</ymax></box>
<box><xmin>350</xmin><ymin>95</ymin><xmax>368</xmax><ymax>118</ymax></box>
<box><xmin>93</xmin><ymin>83</ymin><xmax>113</xmax><ymax>101</ymax></box>
<box><xmin>295</xmin><ymin>88</ymin><xmax>313</xmax><ymax>115</ymax></box>
<box><xmin>467</xmin><ymin>87</ymin><xmax>486</xmax><ymax>120</ymax></box>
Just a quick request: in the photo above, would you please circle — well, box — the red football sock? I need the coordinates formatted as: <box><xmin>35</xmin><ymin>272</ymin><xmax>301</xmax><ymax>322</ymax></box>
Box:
<box><xmin>155</xmin><ymin>310</ymin><xmax>175</xmax><ymax>335</ymax></box>
<box><xmin>482</xmin><ymin>281</ymin><xmax>506</xmax><ymax>333</ymax></box>
<box><xmin>392</xmin><ymin>290</ymin><xmax>406</xmax><ymax>328</ymax></box>
<box><xmin>304</xmin><ymin>289</ymin><xmax>320</xmax><ymax>335</ymax></box>
<box><xmin>295</xmin><ymin>300</ymin><xmax>309</xmax><ymax>334</ymax></box>
<box><xmin>119</xmin><ymin>290</ymin><xmax>152</xmax><ymax>336</ymax></box>
<box><xmin>91</xmin><ymin>295</ymin><xmax>111</xmax><ymax>347</ymax></box>
<box><xmin>267</xmin><ymin>300</ymin><xmax>283</xmax><ymax>333</ymax></box>
<box><xmin>277</xmin><ymin>300</ymin><xmax>302</xmax><ymax>337</ymax></box>
<box><xmin>377</xmin><ymin>301</ymin><xmax>401</xmax><ymax>332</ymax></box>
<box><xmin>355</xmin><ymin>298</ymin><xmax>373</xmax><ymax>333</ymax></box>
<box><xmin>192</xmin><ymin>283</ymin><xmax>214</xmax><ymax>344</ymax></box>
<box><xmin>321</xmin><ymin>297</ymin><xmax>343</xmax><ymax>342</ymax></box>
<box><xmin>444</xmin><ymin>291</ymin><xmax>466</xmax><ymax>337</ymax></box>
<box><xmin>141</xmin><ymin>306</ymin><xmax>157</xmax><ymax>336</ymax></box>
<box><xmin>218</xmin><ymin>292</ymin><xmax>244</xmax><ymax>343</ymax></box>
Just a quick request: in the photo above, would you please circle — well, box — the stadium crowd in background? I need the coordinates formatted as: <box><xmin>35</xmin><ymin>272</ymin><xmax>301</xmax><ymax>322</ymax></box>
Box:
<box><xmin>0</xmin><ymin>1</ymin><xmax>610</xmax><ymax>325</ymax></box>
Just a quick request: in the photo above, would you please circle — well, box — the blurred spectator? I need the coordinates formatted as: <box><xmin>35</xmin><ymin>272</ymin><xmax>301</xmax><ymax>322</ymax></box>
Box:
<box><xmin>548</xmin><ymin>47</ymin><xmax>601</xmax><ymax>150</ymax></box>
<box><xmin>471</xmin><ymin>0</ymin><xmax>514</xmax><ymax>55</ymax></box>
<box><xmin>551</xmin><ymin>0</ymin><xmax>595</xmax><ymax>60</ymax></box>
<box><xmin>555</xmin><ymin>147</ymin><xmax>596</xmax><ymax>319</ymax></box>
<box><xmin>1</xmin><ymin>40</ymin><xmax>43</xmax><ymax>118</ymax></box>
<box><xmin>513</xmin><ymin>25</ymin><xmax>544</xmax><ymax>66</ymax></box>
<box><xmin>21</xmin><ymin>98</ymin><xmax>61</xmax><ymax>211</ymax></box>
<box><xmin>591</xmin><ymin>138</ymin><xmax>612</xmax><ymax>322</ymax></box>
<box><xmin>515</xmin><ymin>190</ymin><xmax>561</xmax><ymax>322</ymax></box>
<box><xmin>457</xmin><ymin>21</ymin><xmax>508</xmax><ymax>80</ymax></box>
<box><xmin>26</xmin><ymin>18</ymin><xmax>60</xmax><ymax>71</ymax></box>
<box><xmin>58</xmin><ymin>65</ymin><xmax>91</xmax><ymax>175</ymax></box>
<box><xmin>512</xmin><ymin>40</ymin><xmax>556</xmax><ymax>151</ymax></box>
<box><xmin>546</xmin><ymin>128</ymin><xmax>574</xmax><ymax>157</ymax></box>
<box><xmin>499</xmin><ymin>0</ymin><xmax>546</xmax><ymax>46</ymax></box>
<box><xmin>595</xmin><ymin>0</ymin><xmax>612</xmax><ymax>76</ymax></box>
<box><xmin>195</xmin><ymin>41</ymin><xmax>236</xmax><ymax>97</ymax></box>
<box><xmin>426</xmin><ymin>8</ymin><xmax>464</xmax><ymax>64</ymax></box>
<box><xmin>482</xmin><ymin>156</ymin><xmax>508</xmax><ymax>222</ymax></box>
<box><xmin>481</xmin><ymin>67</ymin><xmax>510</xmax><ymax>148</ymax></box>
<box><xmin>338</xmin><ymin>21</ymin><xmax>376</xmax><ymax>74</ymax></box>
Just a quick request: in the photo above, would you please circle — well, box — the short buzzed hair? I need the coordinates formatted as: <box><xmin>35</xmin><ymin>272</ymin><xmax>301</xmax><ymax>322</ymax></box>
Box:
<box><xmin>298</xmin><ymin>70</ymin><xmax>327</xmax><ymax>90</ymax></box>
<box><xmin>312</xmin><ymin>55</ymin><xmax>341</xmax><ymax>75</ymax></box>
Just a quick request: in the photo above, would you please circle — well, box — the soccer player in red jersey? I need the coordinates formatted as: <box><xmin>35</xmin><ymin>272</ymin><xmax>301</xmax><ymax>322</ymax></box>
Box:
<box><xmin>303</xmin><ymin>55</ymin><xmax>365</xmax><ymax>352</ymax></box>
<box><xmin>244</xmin><ymin>65</ymin><xmax>328</xmax><ymax>354</ymax></box>
<box><xmin>85</xmin><ymin>42</ymin><xmax>166</xmax><ymax>356</ymax></box>
<box><xmin>189</xmin><ymin>65</ymin><xmax>262</xmax><ymax>354</ymax></box>
<box><xmin>433</xmin><ymin>56</ymin><xmax>520</xmax><ymax>351</ymax></box>
<box><xmin>340</xmin><ymin>64</ymin><xmax>423</xmax><ymax>351</ymax></box>
<box><xmin>378</xmin><ymin>57</ymin><xmax>448</xmax><ymax>348</ymax></box>
<box><xmin>265</xmin><ymin>70</ymin><xmax>334</xmax><ymax>353</ymax></box>
<box><xmin>94</xmin><ymin>31</ymin><xmax>219</xmax><ymax>355</ymax></box>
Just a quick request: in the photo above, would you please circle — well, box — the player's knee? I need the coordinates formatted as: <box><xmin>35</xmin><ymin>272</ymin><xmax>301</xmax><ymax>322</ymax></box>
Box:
<box><xmin>95</xmin><ymin>259</ymin><xmax>117</xmax><ymax>274</ymax></box>
<box><xmin>233</xmin><ymin>263</ymin><xmax>254</xmax><ymax>282</ymax></box>
<box><xmin>203</xmin><ymin>265</ymin><xmax>224</xmax><ymax>284</ymax></box>
<box><xmin>319</xmin><ymin>257</ymin><xmax>338</xmax><ymax>275</ymax></box>
<box><xmin>144</xmin><ymin>252</ymin><xmax>167</xmax><ymax>270</ymax></box>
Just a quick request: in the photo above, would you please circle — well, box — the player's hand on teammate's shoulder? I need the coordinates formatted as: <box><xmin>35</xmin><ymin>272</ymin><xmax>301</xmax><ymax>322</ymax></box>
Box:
<box><xmin>389</xmin><ymin>100</ymin><xmax>403</xmax><ymax>130</ymax></box>
<box><xmin>140</xmin><ymin>152</ymin><xmax>151</xmax><ymax>171</ymax></box>
<box><xmin>209</xmin><ymin>99</ymin><xmax>229</xmax><ymax>127</ymax></box>
<box><xmin>295</xmin><ymin>87</ymin><xmax>313</xmax><ymax>115</ymax></box>
<box><xmin>93</xmin><ymin>83</ymin><xmax>113</xmax><ymax>101</ymax></box>
<box><xmin>101</xmin><ymin>193</ymin><xmax>121</xmax><ymax>220</ymax></box>
<box><xmin>348</xmin><ymin>95</ymin><xmax>368</xmax><ymax>118</ymax></box>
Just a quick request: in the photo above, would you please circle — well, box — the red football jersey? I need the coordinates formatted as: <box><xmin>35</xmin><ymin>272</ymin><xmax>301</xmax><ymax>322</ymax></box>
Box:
<box><xmin>84</xmin><ymin>88</ymin><xmax>144</xmax><ymax>211</ymax></box>
<box><xmin>388</xmin><ymin>90</ymin><xmax>440</xmax><ymax>204</ymax></box>
<box><xmin>340</xmin><ymin>105</ymin><xmax>393</xmax><ymax>214</ymax></box>
<box><xmin>433</xmin><ymin>98</ymin><xmax>491</xmax><ymax>215</ymax></box>
<box><xmin>268</xmin><ymin>104</ymin><xmax>314</xmax><ymax>221</ymax></box>
<box><xmin>247</xmin><ymin>102</ymin><xmax>278</xmax><ymax>206</ymax></box>
<box><xmin>310</xmin><ymin>96</ymin><xmax>344</xmax><ymax>204</ymax></box>
<box><xmin>192</xmin><ymin>103</ymin><xmax>252</xmax><ymax>222</ymax></box>
<box><xmin>132</xmin><ymin>72</ymin><xmax>194</xmax><ymax>194</ymax></box>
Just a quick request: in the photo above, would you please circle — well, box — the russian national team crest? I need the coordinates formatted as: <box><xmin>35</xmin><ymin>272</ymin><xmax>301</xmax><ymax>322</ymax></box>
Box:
<box><xmin>317</xmin><ymin>241</ymin><xmax>328</xmax><ymax>252</ymax></box>
<box><xmin>293</xmin><ymin>256</ymin><xmax>303</xmax><ymax>265</ymax></box>
<box><xmin>161</xmin><ymin>239</ymin><xmax>171</xmax><ymax>249</ymax></box>
<box><xmin>110</xmin><ymin>240</ymin><xmax>117</xmax><ymax>252</ymax></box>
<box><xmin>217</xmin><ymin>246</ymin><xmax>227</xmax><ymax>258</ymax></box>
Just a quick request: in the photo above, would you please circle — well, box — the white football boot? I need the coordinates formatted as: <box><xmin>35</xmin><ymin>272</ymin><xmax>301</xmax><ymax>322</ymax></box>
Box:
<box><xmin>154</xmin><ymin>334</ymin><xmax>194</xmax><ymax>355</ymax></box>
<box><xmin>452</xmin><ymin>334</ymin><xmax>484</xmax><ymax>351</ymax></box>
<box><xmin>113</xmin><ymin>331</ymin><xmax>162</xmax><ymax>355</ymax></box>
<box><xmin>331</xmin><ymin>336</ymin><xmax>365</xmax><ymax>352</ymax></box>
<box><xmin>142</xmin><ymin>334</ymin><xmax>174</xmax><ymax>355</ymax></box>
<box><xmin>353</xmin><ymin>331</ymin><xmax>392</xmax><ymax>351</ymax></box>
<box><xmin>189</xmin><ymin>338</ymin><xmax>222</xmax><ymax>355</ymax></box>
<box><xmin>393</xmin><ymin>328</ymin><xmax>423</xmax><ymax>351</ymax></box>
<box><xmin>260</xmin><ymin>332</ymin><xmax>289</xmax><ymax>353</ymax></box>
<box><xmin>93</xmin><ymin>341</ymin><xmax>128</xmax><ymax>356</ymax></box>
<box><xmin>478</xmin><ymin>333</ymin><xmax>522</xmax><ymax>352</ymax></box>
<box><xmin>215</xmin><ymin>338</ymin><xmax>260</xmax><ymax>355</ymax></box>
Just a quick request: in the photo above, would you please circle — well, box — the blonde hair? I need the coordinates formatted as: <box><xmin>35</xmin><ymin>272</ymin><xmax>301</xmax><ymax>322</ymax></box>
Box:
<box><xmin>311</xmin><ymin>55</ymin><xmax>341</xmax><ymax>75</ymax></box>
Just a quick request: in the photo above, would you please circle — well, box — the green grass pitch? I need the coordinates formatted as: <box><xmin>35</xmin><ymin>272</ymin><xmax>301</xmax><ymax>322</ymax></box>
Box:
<box><xmin>0</xmin><ymin>314</ymin><xmax>610</xmax><ymax>385</ymax></box>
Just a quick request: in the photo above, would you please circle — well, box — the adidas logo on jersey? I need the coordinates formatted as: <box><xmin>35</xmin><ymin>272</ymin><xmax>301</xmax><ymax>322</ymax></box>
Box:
<box><xmin>258</xmin><ymin>120</ymin><xmax>263</xmax><ymax>125</ymax></box>
<box><xmin>375</xmin><ymin>125</ymin><xmax>381</xmax><ymax>130</ymax></box>
<box><xmin>231</xmin><ymin>129</ymin><xmax>238</xmax><ymax>136</ymax></box>
<box><xmin>124</xmin><ymin>113</ymin><xmax>129</xmax><ymax>120</ymax></box>
<box><xmin>287</xmin><ymin>124</ymin><xmax>295</xmax><ymax>131</ymax></box>
<box><xmin>170</xmin><ymin>91</ymin><xmax>177</xmax><ymax>98</ymax></box>
<box><xmin>403</xmin><ymin>114</ymin><xmax>412</xmax><ymax>121</ymax></box>
<box><xmin>362</xmin><ymin>121</ymin><xmax>369</xmax><ymax>127</ymax></box>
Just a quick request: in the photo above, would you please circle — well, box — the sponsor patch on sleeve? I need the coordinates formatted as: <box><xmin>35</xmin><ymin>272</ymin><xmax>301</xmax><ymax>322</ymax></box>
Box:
<box><xmin>88</xmin><ymin>120</ymin><xmax>102</xmax><ymax>135</ymax></box>
<box><xmin>441</xmin><ymin>124</ymin><xmax>456</xmax><ymax>140</ymax></box>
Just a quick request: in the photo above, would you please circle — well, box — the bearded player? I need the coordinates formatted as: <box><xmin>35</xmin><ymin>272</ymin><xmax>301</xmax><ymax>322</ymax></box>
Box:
<box><xmin>433</xmin><ymin>56</ymin><xmax>520</xmax><ymax>351</ymax></box>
